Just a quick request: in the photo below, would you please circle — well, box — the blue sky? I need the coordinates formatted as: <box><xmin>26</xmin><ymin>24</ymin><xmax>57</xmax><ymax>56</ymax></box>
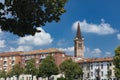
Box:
<box><xmin>0</xmin><ymin>0</ymin><xmax>120</xmax><ymax>58</ymax></box>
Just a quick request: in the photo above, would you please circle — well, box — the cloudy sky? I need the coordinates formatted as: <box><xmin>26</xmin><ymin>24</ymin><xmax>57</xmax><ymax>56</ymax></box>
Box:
<box><xmin>0</xmin><ymin>0</ymin><xmax>120</xmax><ymax>58</ymax></box>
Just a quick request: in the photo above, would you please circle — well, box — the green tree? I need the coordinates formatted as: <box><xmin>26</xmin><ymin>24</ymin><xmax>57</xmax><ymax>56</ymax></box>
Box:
<box><xmin>10</xmin><ymin>64</ymin><xmax>24</xmax><ymax>80</ymax></box>
<box><xmin>107</xmin><ymin>69</ymin><xmax>112</xmax><ymax>79</ymax></box>
<box><xmin>0</xmin><ymin>0</ymin><xmax>68</xmax><ymax>37</ymax></box>
<box><xmin>24</xmin><ymin>58</ymin><xmax>37</xmax><ymax>80</ymax></box>
<box><xmin>57</xmin><ymin>77</ymin><xmax>67</xmax><ymax>80</ymax></box>
<box><xmin>0</xmin><ymin>70</ymin><xmax>7</xmax><ymax>79</ymax></box>
<box><xmin>60</xmin><ymin>59</ymin><xmax>82</xmax><ymax>80</ymax></box>
<box><xmin>113</xmin><ymin>46</ymin><xmax>120</xmax><ymax>79</ymax></box>
<box><xmin>7</xmin><ymin>70</ymin><xmax>13</xmax><ymax>78</ymax></box>
<box><xmin>38</xmin><ymin>55</ymin><xmax>59</xmax><ymax>80</ymax></box>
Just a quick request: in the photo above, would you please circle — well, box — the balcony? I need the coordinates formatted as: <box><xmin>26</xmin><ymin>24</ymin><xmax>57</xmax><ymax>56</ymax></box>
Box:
<box><xmin>40</xmin><ymin>56</ymin><xmax>46</xmax><ymax>59</ymax></box>
<box><xmin>3</xmin><ymin>64</ymin><xmax>7</xmax><ymax>67</ymax></box>
<box><xmin>25</xmin><ymin>57</ymin><xmax>31</xmax><ymax>60</ymax></box>
<box><xmin>3</xmin><ymin>58</ymin><xmax>7</xmax><ymax>61</ymax></box>
<box><xmin>3</xmin><ymin>61</ymin><xmax>7</xmax><ymax>67</ymax></box>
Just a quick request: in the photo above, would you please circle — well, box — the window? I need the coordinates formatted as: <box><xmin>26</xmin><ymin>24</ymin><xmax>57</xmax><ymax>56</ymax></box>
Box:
<box><xmin>110</xmin><ymin>70</ymin><xmax>112</xmax><ymax>75</ymax></box>
<box><xmin>101</xmin><ymin>64</ymin><xmax>103</xmax><ymax>69</ymax></box>
<box><xmin>107</xmin><ymin>70</ymin><xmax>112</xmax><ymax>75</ymax></box>
<box><xmin>109</xmin><ymin>63</ymin><xmax>112</xmax><ymax>66</ymax></box>
<box><xmin>107</xmin><ymin>64</ymin><xmax>109</xmax><ymax>69</ymax></box>
<box><xmin>91</xmin><ymin>65</ymin><xmax>93</xmax><ymax>70</ymax></box>
<box><xmin>101</xmin><ymin>71</ymin><xmax>103</xmax><ymax>77</ymax></box>
<box><xmin>12</xmin><ymin>60</ymin><xmax>15</xmax><ymax>64</ymax></box>
<box><xmin>87</xmin><ymin>73</ymin><xmax>89</xmax><ymax>78</ymax></box>
<box><xmin>4</xmin><ymin>61</ymin><xmax>7</xmax><ymax>65</ymax></box>
<box><xmin>91</xmin><ymin>72</ymin><xmax>93</xmax><ymax>76</ymax></box>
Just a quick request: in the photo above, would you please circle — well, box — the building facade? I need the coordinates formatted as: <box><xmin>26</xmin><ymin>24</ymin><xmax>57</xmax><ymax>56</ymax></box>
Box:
<box><xmin>0</xmin><ymin>48</ymin><xmax>66</xmax><ymax>72</ymax></box>
<box><xmin>77</xmin><ymin>57</ymin><xmax>116</xmax><ymax>80</ymax></box>
<box><xmin>20</xmin><ymin>48</ymin><xmax>66</xmax><ymax>68</ymax></box>
<box><xmin>0</xmin><ymin>51</ymin><xmax>22</xmax><ymax>72</ymax></box>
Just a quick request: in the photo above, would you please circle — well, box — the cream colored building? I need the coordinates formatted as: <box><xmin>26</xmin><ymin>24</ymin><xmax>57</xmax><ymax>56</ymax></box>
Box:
<box><xmin>77</xmin><ymin>57</ymin><xmax>116</xmax><ymax>80</ymax></box>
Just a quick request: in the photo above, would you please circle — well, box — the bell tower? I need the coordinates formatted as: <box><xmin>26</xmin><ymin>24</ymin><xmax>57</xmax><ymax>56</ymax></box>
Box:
<box><xmin>74</xmin><ymin>23</ymin><xmax>84</xmax><ymax>58</ymax></box>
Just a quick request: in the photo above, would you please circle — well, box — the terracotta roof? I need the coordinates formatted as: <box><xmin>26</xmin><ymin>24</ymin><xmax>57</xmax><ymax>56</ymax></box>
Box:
<box><xmin>0</xmin><ymin>51</ymin><xmax>23</xmax><ymax>57</ymax></box>
<box><xmin>21</xmin><ymin>48</ymin><xmax>65</xmax><ymax>55</ymax></box>
<box><xmin>76</xmin><ymin>57</ymin><xmax>113</xmax><ymax>63</ymax></box>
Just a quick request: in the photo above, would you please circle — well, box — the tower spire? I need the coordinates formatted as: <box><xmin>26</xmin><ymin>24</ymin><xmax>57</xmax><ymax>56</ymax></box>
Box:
<box><xmin>76</xmin><ymin>23</ymin><xmax>82</xmax><ymax>40</ymax></box>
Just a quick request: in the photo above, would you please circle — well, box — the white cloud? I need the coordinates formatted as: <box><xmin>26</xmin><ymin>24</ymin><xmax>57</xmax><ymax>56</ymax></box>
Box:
<box><xmin>85</xmin><ymin>47</ymin><xmax>102</xmax><ymax>57</ymax></box>
<box><xmin>10</xmin><ymin>46</ymin><xmax>32</xmax><ymax>52</ymax></box>
<box><xmin>18</xmin><ymin>28</ymin><xmax>53</xmax><ymax>46</ymax></box>
<box><xmin>117</xmin><ymin>34</ymin><xmax>120</xmax><ymax>40</ymax></box>
<box><xmin>0</xmin><ymin>28</ymin><xmax>53</xmax><ymax>53</ymax></box>
<box><xmin>91</xmin><ymin>48</ymin><xmax>102</xmax><ymax>54</ymax></box>
<box><xmin>0</xmin><ymin>29</ymin><xmax>2</xmax><ymax>33</ymax></box>
<box><xmin>57</xmin><ymin>39</ymin><xmax>68</xmax><ymax>47</ymax></box>
<box><xmin>72</xmin><ymin>19</ymin><xmax>117</xmax><ymax>35</ymax></box>
<box><xmin>104</xmin><ymin>52</ymin><xmax>112</xmax><ymax>57</ymax></box>
<box><xmin>58</xmin><ymin>46</ymin><xmax>74</xmax><ymax>55</ymax></box>
<box><xmin>0</xmin><ymin>40</ymin><xmax>6</xmax><ymax>48</ymax></box>
<box><xmin>0</xmin><ymin>29</ymin><xmax>4</xmax><ymax>37</ymax></box>
<box><xmin>105</xmin><ymin>52</ymin><xmax>111</xmax><ymax>55</ymax></box>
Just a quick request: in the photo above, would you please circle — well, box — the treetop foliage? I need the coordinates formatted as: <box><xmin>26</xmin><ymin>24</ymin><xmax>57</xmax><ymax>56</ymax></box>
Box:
<box><xmin>9</xmin><ymin>64</ymin><xmax>24</xmax><ymax>78</ymax></box>
<box><xmin>0</xmin><ymin>0</ymin><xmax>68</xmax><ymax>36</ymax></box>
<box><xmin>24</xmin><ymin>58</ymin><xmax>37</xmax><ymax>75</ymax></box>
<box><xmin>38</xmin><ymin>55</ymin><xmax>59</xmax><ymax>78</ymax></box>
<box><xmin>113</xmin><ymin>46</ymin><xmax>120</xmax><ymax>79</ymax></box>
<box><xmin>0</xmin><ymin>70</ymin><xmax>7</xmax><ymax>78</ymax></box>
<box><xmin>60</xmin><ymin>59</ymin><xmax>82</xmax><ymax>80</ymax></box>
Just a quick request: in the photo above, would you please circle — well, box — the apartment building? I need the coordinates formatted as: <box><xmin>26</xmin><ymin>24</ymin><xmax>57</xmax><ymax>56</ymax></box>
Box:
<box><xmin>77</xmin><ymin>57</ymin><xmax>116</xmax><ymax>80</ymax></box>
<box><xmin>0</xmin><ymin>51</ymin><xmax>22</xmax><ymax>72</ymax></box>
<box><xmin>0</xmin><ymin>48</ymin><xmax>66</xmax><ymax>72</ymax></box>
<box><xmin>20</xmin><ymin>48</ymin><xmax>66</xmax><ymax>68</ymax></box>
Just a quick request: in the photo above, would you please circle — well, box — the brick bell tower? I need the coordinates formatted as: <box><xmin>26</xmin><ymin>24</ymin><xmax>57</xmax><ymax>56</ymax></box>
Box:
<box><xmin>74</xmin><ymin>23</ymin><xmax>84</xmax><ymax>58</ymax></box>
